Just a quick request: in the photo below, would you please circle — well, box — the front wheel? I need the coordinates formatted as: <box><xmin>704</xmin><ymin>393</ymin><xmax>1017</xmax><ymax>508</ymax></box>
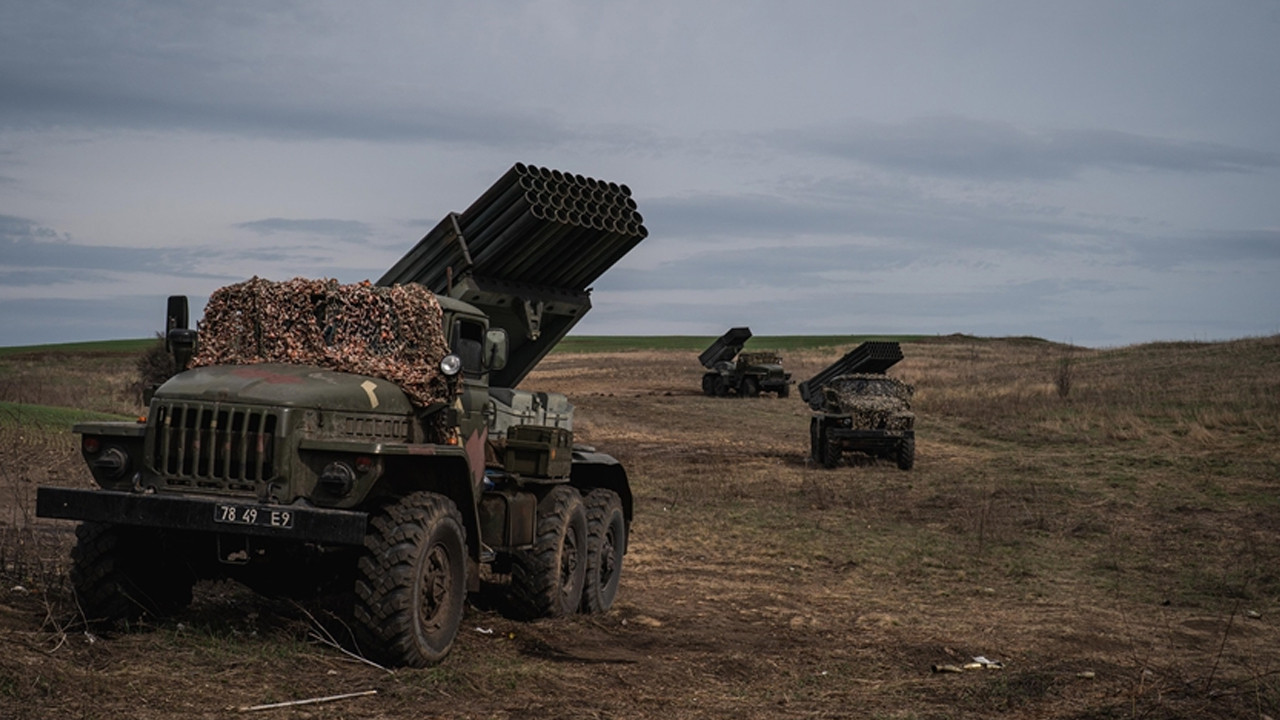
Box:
<box><xmin>71</xmin><ymin>523</ymin><xmax>196</xmax><ymax>625</ymax></box>
<box><xmin>809</xmin><ymin>418</ymin><xmax>824</xmax><ymax>465</ymax></box>
<box><xmin>580</xmin><ymin>489</ymin><xmax>626</xmax><ymax>614</ymax></box>
<box><xmin>509</xmin><ymin>485</ymin><xmax>587</xmax><ymax>618</ymax></box>
<box><xmin>354</xmin><ymin>491</ymin><xmax>467</xmax><ymax>667</ymax></box>
<box><xmin>822</xmin><ymin>429</ymin><xmax>841</xmax><ymax>469</ymax></box>
<box><xmin>896</xmin><ymin>436</ymin><xmax>916</xmax><ymax>471</ymax></box>
<box><xmin>701</xmin><ymin>373</ymin><xmax>716</xmax><ymax>396</ymax></box>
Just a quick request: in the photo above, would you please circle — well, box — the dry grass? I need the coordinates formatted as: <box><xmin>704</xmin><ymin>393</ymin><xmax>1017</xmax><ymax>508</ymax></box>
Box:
<box><xmin>0</xmin><ymin>348</ymin><xmax>147</xmax><ymax>416</ymax></box>
<box><xmin>1</xmin><ymin>335</ymin><xmax>1278</xmax><ymax>719</ymax></box>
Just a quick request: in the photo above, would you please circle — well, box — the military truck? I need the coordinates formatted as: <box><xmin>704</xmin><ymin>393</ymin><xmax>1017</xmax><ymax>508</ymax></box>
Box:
<box><xmin>799</xmin><ymin>341</ymin><xmax>915</xmax><ymax>470</ymax></box>
<box><xmin>36</xmin><ymin>163</ymin><xmax>647</xmax><ymax>667</ymax></box>
<box><xmin>698</xmin><ymin>327</ymin><xmax>792</xmax><ymax>398</ymax></box>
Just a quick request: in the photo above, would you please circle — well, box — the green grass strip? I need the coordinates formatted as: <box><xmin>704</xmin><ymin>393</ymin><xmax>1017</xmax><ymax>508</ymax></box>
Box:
<box><xmin>0</xmin><ymin>401</ymin><xmax>136</xmax><ymax>431</ymax></box>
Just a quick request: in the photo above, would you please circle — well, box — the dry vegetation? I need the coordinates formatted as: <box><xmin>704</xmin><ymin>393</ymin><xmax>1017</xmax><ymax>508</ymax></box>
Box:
<box><xmin>1</xmin><ymin>334</ymin><xmax>1278</xmax><ymax>719</ymax></box>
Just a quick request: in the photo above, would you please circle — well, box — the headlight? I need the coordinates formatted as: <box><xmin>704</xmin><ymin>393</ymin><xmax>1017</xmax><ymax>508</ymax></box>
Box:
<box><xmin>318</xmin><ymin>461</ymin><xmax>357</xmax><ymax>496</ymax></box>
<box><xmin>91</xmin><ymin>447</ymin><xmax>130</xmax><ymax>480</ymax></box>
<box><xmin>439</xmin><ymin>354</ymin><xmax>463</xmax><ymax>376</ymax></box>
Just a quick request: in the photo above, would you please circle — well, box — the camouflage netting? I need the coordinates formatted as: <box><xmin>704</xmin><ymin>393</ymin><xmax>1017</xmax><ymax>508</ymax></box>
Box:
<box><xmin>739</xmin><ymin>351</ymin><xmax>782</xmax><ymax>365</ymax></box>
<box><xmin>189</xmin><ymin>277</ymin><xmax>452</xmax><ymax>409</ymax></box>
<box><xmin>823</xmin><ymin>374</ymin><xmax>915</xmax><ymax>430</ymax></box>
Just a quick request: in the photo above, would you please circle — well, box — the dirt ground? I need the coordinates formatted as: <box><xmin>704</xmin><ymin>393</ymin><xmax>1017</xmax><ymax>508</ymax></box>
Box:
<box><xmin>2</xmin><ymin>341</ymin><xmax>1278</xmax><ymax>719</ymax></box>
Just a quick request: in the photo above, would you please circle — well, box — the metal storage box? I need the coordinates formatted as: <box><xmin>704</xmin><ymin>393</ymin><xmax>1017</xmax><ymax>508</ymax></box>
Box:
<box><xmin>503</xmin><ymin>425</ymin><xmax>572</xmax><ymax>478</ymax></box>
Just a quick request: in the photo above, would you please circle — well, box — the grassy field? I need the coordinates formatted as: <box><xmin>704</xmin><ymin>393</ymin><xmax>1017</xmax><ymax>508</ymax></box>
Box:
<box><xmin>0</xmin><ymin>334</ymin><xmax>1277</xmax><ymax>719</ymax></box>
<box><xmin>553</xmin><ymin>334</ymin><xmax>934</xmax><ymax>353</ymax></box>
<box><xmin>2</xmin><ymin>334</ymin><xmax>931</xmax><ymax>355</ymax></box>
<box><xmin>0</xmin><ymin>338</ymin><xmax>157</xmax><ymax>357</ymax></box>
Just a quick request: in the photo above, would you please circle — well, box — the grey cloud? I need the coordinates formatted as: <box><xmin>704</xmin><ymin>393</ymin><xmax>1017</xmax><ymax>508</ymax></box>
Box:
<box><xmin>1123</xmin><ymin>229</ymin><xmax>1280</xmax><ymax>270</ymax></box>
<box><xmin>1215</xmin><ymin>229</ymin><xmax>1280</xmax><ymax>260</ymax></box>
<box><xmin>601</xmin><ymin>242</ymin><xmax>913</xmax><ymax>293</ymax></box>
<box><xmin>1</xmin><ymin>215</ymin><xmax>63</xmax><ymax>242</ymax></box>
<box><xmin>642</xmin><ymin>194</ymin><xmax>855</xmax><ymax>238</ymax></box>
<box><xmin>784</xmin><ymin>116</ymin><xmax>1280</xmax><ymax>181</ymax></box>
<box><xmin>0</xmin><ymin>215</ymin><xmax>270</xmax><ymax>282</ymax></box>
<box><xmin>0</xmin><ymin>215</ymin><xmax>164</xmax><ymax>273</ymax></box>
<box><xmin>234</xmin><ymin>218</ymin><xmax>373</xmax><ymax>238</ymax></box>
<box><xmin>0</xmin><ymin>1</ymin><xmax>571</xmax><ymax>145</ymax></box>
<box><xmin>1058</xmin><ymin>129</ymin><xmax>1280</xmax><ymax>174</ymax></box>
<box><xmin>642</xmin><ymin>179</ymin><xmax>1119</xmax><ymax>257</ymax></box>
<box><xmin>0</xmin><ymin>73</ymin><xmax>571</xmax><ymax>145</ymax></box>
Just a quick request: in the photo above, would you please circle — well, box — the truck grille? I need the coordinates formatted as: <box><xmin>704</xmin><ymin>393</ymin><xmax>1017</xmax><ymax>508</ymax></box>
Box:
<box><xmin>151</xmin><ymin>402</ymin><xmax>279</xmax><ymax>490</ymax></box>
<box><xmin>341</xmin><ymin>415</ymin><xmax>410</xmax><ymax>440</ymax></box>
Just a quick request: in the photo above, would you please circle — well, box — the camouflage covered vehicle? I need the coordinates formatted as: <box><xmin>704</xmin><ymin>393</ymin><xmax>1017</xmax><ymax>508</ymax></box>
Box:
<box><xmin>799</xmin><ymin>342</ymin><xmax>915</xmax><ymax>470</ymax></box>
<box><xmin>699</xmin><ymin>327</ymin><xmax>792</xmax><ymax>398</ymax></box>
<box><xmin>36</xmin><ymin>164</ymin><xmax>647</xmax><ymax>667</ymax></box>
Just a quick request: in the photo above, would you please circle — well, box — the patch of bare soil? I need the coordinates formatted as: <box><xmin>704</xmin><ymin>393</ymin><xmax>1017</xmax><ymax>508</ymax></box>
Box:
<box><xmin>2</xmin><ymin>342</ymin><xmax>1278</xmax><ymax>719</ymax></box>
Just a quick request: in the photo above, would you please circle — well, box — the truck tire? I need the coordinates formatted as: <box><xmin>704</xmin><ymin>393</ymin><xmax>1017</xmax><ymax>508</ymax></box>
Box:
<box><xmin>713</xmin><ymin>376</ymin><xmax>731</xmax><ymax>397</ymax></box>
<box><xmin>809</xmin><ymin>418</ymin><xmax>824</xmax><ymax>464</ymax></box>
<box><xmin>740</xmin><ymin>377</ymin><xmax>760</xmax><ymax>398</ymax></box>
<box><xmin>354</xmin><ymin>491</ymin><xmax>467</xmax><ymax>667</ymax></box>
<box><xmin>701</xmin><ymin>373</ymin><xmax>716</xmax><ymax>397</ymax></box>
<box><xmin>822</xmin><ymin>429</ymin><xmax>841</xmax><ymax>469</ymax></box>
<box><xmin>896</xmin><ymin>437</ymin><xmax>916</xmax><ymax>471</ymax></box>
<box><xmin>70</xmin><ymin>522</ymin><xmax>195</xmax><ymax>624</ymax></box>
<box><xmin>509</xmin><ymin>485</ymin><xmax>587</xmax><ymax>619</ymax></box>
<box><xmin>580</xmin><ymin>489</ymin><xmax>625</xmax><ymax>614</ymax></box>
<box><xmin>777</xmin><ymin>383</ymin><xmax>790</xmax><ymax>399</ymax></box>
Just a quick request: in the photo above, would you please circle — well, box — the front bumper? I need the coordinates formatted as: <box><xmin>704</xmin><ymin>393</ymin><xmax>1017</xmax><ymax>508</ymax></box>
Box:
<box><xmin>36</xmin><ymin>486</ymin><xmax>368</xmax><ymax>546</ymax></box>
<box><xmin>826</xmin><ymin>428</ymin><xmax>914</xmax><ymax>452</ymax></box>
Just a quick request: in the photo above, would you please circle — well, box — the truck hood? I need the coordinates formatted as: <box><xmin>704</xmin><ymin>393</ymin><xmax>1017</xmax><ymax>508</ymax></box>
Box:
<box><xmin>156</xmin><ymin>364</ymin><xmax>416</xmax><ymax>414</ymax></box>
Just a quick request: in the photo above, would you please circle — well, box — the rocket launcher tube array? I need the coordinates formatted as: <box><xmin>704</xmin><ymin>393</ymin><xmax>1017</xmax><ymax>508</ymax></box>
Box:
<box><xmin>698</xmin><ymin>327</ymin><xmax>754</xmax><ymax>369</ymax></box>
<box><xmin>378</xmin><ymin>163</ymin><xmax>648</xmax><ymax>295</ymax></box>
<box><xmin>798</xmin><ymin>342</ymin><xmax>904</xmax><ymax>410</ymax></box>
<box><xmin>376</xmin><ymin>163</ymin><xmax>649</xmax><ymax>389</ymax></box>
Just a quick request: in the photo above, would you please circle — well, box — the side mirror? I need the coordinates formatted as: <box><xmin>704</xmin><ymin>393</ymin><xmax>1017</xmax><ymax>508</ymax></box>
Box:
<box><xmin>164</xmin><ymin>295</ymin><xmax>189</xmax><ymax>353</ymax></box>
<box><xmin>164</xmin><ymin>296</ymin><xmax>197</xmax><ymax>370</ymax></box>
<box><xmin>167</xmin><ymin>328</ymin><xmax>198</xmax><ymax>371</ymax></box>
<box><xmin>484</xmin><ymin>328</ymin><xmax>508</xmax><ymax>371</ymax></box>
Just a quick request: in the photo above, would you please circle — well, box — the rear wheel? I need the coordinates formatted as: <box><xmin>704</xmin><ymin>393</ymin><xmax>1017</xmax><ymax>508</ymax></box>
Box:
<box><xmin>509</xmin><ymin>485</ymin><xmax>587</xmax><ymax>618</ymax></box>
<box><xmin>580</xmin><ymin>489</ymin><xmax>626</xmax><ymax>613</ymax></box>
<box><xmin>713</xmin><ymin>376</ymin><xmax>731</xmax><ymax>397</ymax></box>
<box><xmin>354</xmin><ymin>491</ymin><xmax>467</xmax><ymax>667</ymax></box>
<box><xmin>71</xmin><ymin>523</ymin><xmax>196</xmax><ymax>624</ymax></box>
<box><xmin>896</xmin><ymin>436</ymin><xmax>916</xmax><ymax>471</ymax></box>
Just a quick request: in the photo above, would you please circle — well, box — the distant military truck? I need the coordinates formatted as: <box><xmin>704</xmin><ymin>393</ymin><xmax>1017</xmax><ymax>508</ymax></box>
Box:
<box><xmin>698</xmin><ymin>327</ymin><xmax>792</xmax><ymax>398</ymax></box>
<box><xmin>799</xmin><ymin>341</ymin><xmax>915</xmax><ymax>470</ymax></box>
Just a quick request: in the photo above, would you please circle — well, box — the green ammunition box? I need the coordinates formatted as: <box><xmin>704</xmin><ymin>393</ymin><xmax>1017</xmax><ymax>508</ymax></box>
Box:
<box><xmin>504</xmin><ymin>425</ymin><xmax>573</xmax><ymax>478</ymax></box>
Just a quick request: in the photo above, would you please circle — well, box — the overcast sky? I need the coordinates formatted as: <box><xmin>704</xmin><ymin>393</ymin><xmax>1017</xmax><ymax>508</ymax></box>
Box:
<box><xmin>2</xmin><ymin>1</ymin><xmax>1278</xmax><ymax>349</ymax></box>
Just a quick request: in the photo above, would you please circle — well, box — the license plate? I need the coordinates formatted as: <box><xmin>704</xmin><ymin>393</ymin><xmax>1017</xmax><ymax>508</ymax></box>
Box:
<box><xmin>214</xmin><ymin>503</ymin><xmax>295</xmax><ymax>530</ymax></box>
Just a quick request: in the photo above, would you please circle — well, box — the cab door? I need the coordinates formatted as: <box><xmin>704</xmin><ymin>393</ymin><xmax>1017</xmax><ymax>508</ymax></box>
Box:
<box><xmin>451</xmin><ymin>316</ymin><xmax>491</xmax><ymax>442</ymax></box>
